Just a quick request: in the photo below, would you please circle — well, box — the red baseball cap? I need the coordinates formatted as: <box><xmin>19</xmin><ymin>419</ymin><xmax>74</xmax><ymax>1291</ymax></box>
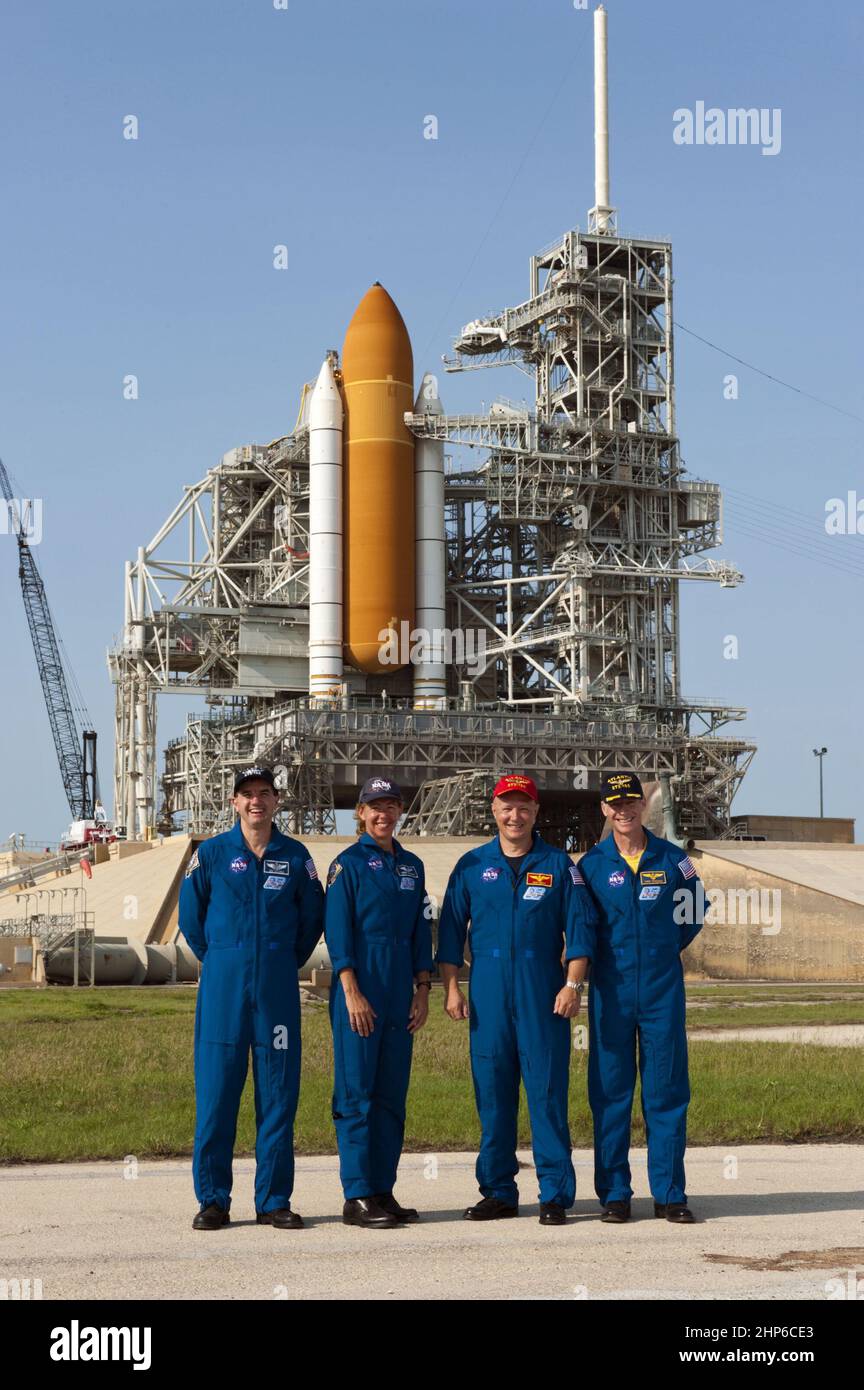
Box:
<box><xmin>492</xmin><ymin>774</ymin><xmax>539</xmax><ymax>802</ymax></box>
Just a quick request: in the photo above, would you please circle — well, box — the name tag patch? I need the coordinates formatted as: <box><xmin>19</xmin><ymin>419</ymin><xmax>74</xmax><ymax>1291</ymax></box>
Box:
<box><xmin>640</xmin><ymin>870</ymin><xmax>667</xmax><ymax>886</ymax></box>
<box><xmin>526</xmin><ymin>872</ymin><xmax>553</xmax><ymax>887</ymax></box>
<box><xmin>397</xmin><ymin>864</ymin><xmax>418</xmax><ymax>878</ymax></box>
<box><xmin>399</xmin><ymin>877</ymin><xmax>416</xmax><ymax>891</ymax></box>
<box><xmin>639</xmin><ymin>885</ymin><xmax>662</xmax><ymax>901</ymax></box>
<box><xmin>264</xmin><ymin>875</ymin><xmax>287</xmax><ymax>891</ymax></box>
<box><xmin>264</xmin><ymin>860</ymin><xmax>291</xmax><ymax>875</ymax></box>
<box><xmin>523</xmin><ymin>885</ymin><xmax>546</xmax><ymax>901</ymax></box>
<box><xmin>482</xmin><ymin>867</ymin><xmax>500</xmax><ymax>882</ymax></box>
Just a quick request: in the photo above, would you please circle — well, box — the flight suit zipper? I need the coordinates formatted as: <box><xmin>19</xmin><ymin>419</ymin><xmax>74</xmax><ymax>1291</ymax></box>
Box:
<box><xmin>510</xmin><ymin>868</ymin><xmax>518</xmax><ymax>1021</ymax></box>
<box><xmin>252</xmin><ymin>848</ymin><xmax>262</xmax><ymax>1015</ymax></box>
<box><xmin>631</xmin><ymin>860</ymin><xmax>641</xmax><ymax>1016</ymax></box>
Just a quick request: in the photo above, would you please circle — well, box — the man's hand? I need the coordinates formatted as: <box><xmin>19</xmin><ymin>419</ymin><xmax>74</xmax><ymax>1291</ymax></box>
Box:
<box><xmin>408</xmin><ymin>987</ymin><xmax>429</xmax><ymax>1034</ymax></box>
<box><xmin>343</xmin><ymin>988</ymin><xmax>377</xmax><ymax>1037</ymax></box>
<box><xmin>553</xmin><ymin>986</ymin><xmax>582</xmax><ymax>1019</ymax></box>
<box><xmin>445</xmin><ymin>984</ymin><xmax>469</xmax><ymax>1020</ymax></box>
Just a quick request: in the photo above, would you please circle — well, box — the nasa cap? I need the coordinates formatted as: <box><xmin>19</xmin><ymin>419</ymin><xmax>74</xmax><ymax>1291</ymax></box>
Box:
<box><xmin>492</xmin><ymin>774</ymin><xmax>539</xmax><ymax>802</ymax></box>
<box><xmin>359</xmin><ymin>776</ymin><xmax>403</xmax><ymax>804</ymax></box>
<box><xmin>233</xmin><ymin>765</ymin><xmax>277</xmax><ymax>795</ymax></box>
<box><xmin>600</xmin><ymin>772</ymin><xmax>644</xmax><ymax>804</ymax></box>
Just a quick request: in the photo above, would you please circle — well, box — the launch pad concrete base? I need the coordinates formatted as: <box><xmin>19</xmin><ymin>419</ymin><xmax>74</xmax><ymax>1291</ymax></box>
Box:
<box><xmin>2</xmin><ymin>1146</ymin><xmax>862</xmax><ymax>1301</ymax></box>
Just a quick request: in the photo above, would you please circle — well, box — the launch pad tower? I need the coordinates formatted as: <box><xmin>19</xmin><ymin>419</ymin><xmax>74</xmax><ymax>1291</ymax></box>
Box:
<box><xmin>110</xmin><ymin>6</ymin><xmax>753</xmax><ymax>848</ymax></box>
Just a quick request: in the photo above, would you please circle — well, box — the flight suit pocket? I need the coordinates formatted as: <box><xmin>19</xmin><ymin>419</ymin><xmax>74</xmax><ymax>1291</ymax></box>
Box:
<box><xmin>198</xmin><ymin>951</ymin><xmax>244</xmax><ymax>1044</ymax></box>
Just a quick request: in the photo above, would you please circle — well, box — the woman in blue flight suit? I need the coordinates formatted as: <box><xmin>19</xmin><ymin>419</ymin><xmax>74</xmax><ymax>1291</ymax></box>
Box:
<box><xmin>325</xmin><ymin>777</ymin><xmax>433</xmax><ymax>1229</ymax></box>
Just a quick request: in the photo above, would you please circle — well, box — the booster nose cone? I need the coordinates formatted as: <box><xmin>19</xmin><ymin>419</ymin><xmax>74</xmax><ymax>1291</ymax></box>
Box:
<box><xmin>342</xmin><ymin>284</ymin><xmax>415</xmax><ymax>674</ymax></box>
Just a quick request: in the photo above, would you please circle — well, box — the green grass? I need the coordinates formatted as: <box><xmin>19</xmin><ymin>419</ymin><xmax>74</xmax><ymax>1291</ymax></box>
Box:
<box><xmin>686</xmin><ymin>1002</ymin><xmax>864</xmax><ymax>1029</ymax></box>
<box><xmin>0</xmin><ymin>987</ymin><xmax>860</xmax><ymax>1163</ymax></box>
<box><xmin>686</xmin><ymin>986</ymin><xmax>864</xmax><ymax>1002</ymax></box>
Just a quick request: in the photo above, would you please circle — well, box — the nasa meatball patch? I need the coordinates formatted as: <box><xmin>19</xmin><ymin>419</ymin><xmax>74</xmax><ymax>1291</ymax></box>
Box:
<box><xmin>481</xmin><ymin>867</ymin><xmax>500</xmax><ymax>883</ymax></box>
<box><xmin>608</xmin><ymin>870</ymin><xmax>626</xmax><ymax>887</ymax></box>
<box><xmin>230</xmin><ymin>856</ymin><xmax>249</xmax><ymax>873</ymax></box>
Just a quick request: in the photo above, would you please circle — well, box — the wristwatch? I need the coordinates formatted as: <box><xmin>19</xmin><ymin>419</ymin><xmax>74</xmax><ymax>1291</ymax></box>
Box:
<box><xmin>565</xmin><ymin>980</ymin><xmax>585</xmax><ymax>993</ymax></box>
<box><xmin>414</xmin><ymin>979</ymin><xmax>432</xmax><ymax>990</ymax></box>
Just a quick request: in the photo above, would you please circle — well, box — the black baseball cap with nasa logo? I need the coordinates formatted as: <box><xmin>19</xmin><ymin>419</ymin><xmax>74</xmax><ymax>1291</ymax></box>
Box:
<box><xmin>600</xmin><ymin>772</ymin><xmax>644</xmax><ymax>804</ymax></box>
<box><xmin>359</xmin><ymin>776</ymin><xmax>403</xmax><ymax>804</ymax></box>
<box><xmin>233</xmin><ymin>765</ymin><xmax>277</xmax><ymax>795</ymax></box>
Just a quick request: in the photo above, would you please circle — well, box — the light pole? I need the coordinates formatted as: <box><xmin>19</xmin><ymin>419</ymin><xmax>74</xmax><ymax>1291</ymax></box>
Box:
<box><xmin>812</xmin><ymin>747</ymin><xmax>827</xmax><ymax>819</ymax></box>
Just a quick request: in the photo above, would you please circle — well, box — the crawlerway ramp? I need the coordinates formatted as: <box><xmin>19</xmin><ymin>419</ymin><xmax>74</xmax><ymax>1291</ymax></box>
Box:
<box><xmin>683</xmin><ymin>841</ymin><xmax>864</xmax><ymax>981</ymax></box>
<box><xmin>4</xmin><ymin>835</ymin><xmax>861</xmax><ymax>983</ymax></box>
<box><xmin>0</xmin><ymin>836</ymin><xmax>192</xmax><ymax>944</ymax></box>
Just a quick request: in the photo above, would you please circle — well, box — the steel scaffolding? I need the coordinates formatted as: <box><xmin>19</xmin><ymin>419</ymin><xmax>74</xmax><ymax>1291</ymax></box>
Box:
<box><xmin>111</xmin><ymin>229</ymin><xmax>753</xmax><ymax>846</ymax></box>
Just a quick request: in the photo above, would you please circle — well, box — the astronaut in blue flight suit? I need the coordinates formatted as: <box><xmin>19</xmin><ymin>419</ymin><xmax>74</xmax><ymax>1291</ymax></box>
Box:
<box><xmin>578</xmin><ymin>772</ymin><xmax>703</xmax><ymax>1225</ymax></box>
<box><xmin>325</xmin><ymin>776</ymin><xmax>433</xmax><ymax>1229</ymax></box>
<box><xmin>437</xmin><ymin>774</ymin><xmax>598</xmax><ymax>1225</ymax></box>
<box><xmin>178</xmin><ymin>765</ymin><xmax>324</xmax><ymax>1231</ymax></box>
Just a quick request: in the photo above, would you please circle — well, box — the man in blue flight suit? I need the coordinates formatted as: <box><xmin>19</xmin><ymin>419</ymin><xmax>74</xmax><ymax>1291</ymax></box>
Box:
<box><xmin>179</xmin><ymin>765</ymin><xmax>324</xmax><ymax>1231</ymax></box>
<box><xmin>578</xmin><ymin>772</ymin><xmax>703</xmax><ymax>1225</ymax></box>
<box><xmin>325</xmin><ymin>776</ymin><xmax>433</xmax><ymax>1229</ymax></box>
<box><xmin>437</xmin><ymin>774</ymin><xmax>598</xmax><ymax>1225</ymax></box>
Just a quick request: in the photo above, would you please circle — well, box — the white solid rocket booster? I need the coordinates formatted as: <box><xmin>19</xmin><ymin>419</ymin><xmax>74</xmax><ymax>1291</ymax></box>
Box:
<box><xmin>308</xmin><ymin>357</ymin><xmax>343</xmax><ymax>700</ymax></box>
<box><xmin>413</xmin><ymin>372</ymin><xmax>447</xmax><ymax>708</ymax></box>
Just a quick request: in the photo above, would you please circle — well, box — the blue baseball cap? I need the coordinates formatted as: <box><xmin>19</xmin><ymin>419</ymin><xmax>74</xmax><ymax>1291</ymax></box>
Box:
<box><xmin>359</xmin><ymin>776</ymin><xmax>403</xmax><ymax>804</ymax></box>
<box><xmin>233</xmin><ymin>765</ymin><xmax>276</xmax><ymax>795</ymax></box>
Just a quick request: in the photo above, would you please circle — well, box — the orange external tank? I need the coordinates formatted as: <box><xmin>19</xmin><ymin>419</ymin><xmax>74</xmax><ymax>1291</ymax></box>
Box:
<box><xmin>342</xmin><ymin>283</ymin><xmax>415</xmax><ymax>674</ymax></box>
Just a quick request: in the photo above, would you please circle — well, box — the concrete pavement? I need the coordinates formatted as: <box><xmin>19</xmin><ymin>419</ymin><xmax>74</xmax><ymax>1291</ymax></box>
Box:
<box><xmin>688</xmin><ymin>1025</ymin><xmax>864</xmax><ymax>1046</ymax></box>
<box><xmin>2</xmin><ymin>1145</ymin><xmax>862</xmax><ymax>1300</ymax></box>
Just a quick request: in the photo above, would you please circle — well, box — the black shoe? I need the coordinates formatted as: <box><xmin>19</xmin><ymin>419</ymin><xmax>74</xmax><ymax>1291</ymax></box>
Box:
<box><xmin>654</xmin><ymin>1201</ymin><xmax>695</xmax><ymax>1223</ymax></box>
<box><xmin>256</xmin><ymin>1206</ymin><xmax>304</xmax><ymax>1229</ymax></box>
<box><xmin>192</xmin><ymin>1203</ymin><xmax>230</xmax><ymax>1231</ymax></box>
<box><xmin>539</xmin><ymin>1202</ymin><xmax>567</xmax><ymax>1225</ymax></box>
<box><xmin>374</xmin><ymin>1192</ymin><xmax>419</xmax><ymax>1223</ymax></box>
<box><xmin>600</xmin><ymin>1200</ymin><xmax>631</xmax><ymax>1223</ymax></box>
<box><xmin>343</xmin><ymin>1197</ymin><xmax>399</xmax><ymax>1229</ymax></box>
<box><xmin>463</xmin><ymin>1196</ymin><xmax>518</xmax><ymax>1221</ymax></box>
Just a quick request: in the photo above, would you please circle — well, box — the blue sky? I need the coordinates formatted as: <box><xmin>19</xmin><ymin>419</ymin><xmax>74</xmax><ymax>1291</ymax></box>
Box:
<box><xmin>1</xmin><ymin>0</ymin><xmax>861</xmax><ymax>843</ymax></box>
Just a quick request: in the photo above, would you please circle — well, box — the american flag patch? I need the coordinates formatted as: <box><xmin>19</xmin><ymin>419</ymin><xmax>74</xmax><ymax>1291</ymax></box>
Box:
<box><xmin>305</xmin><ymin>859</ymin><xmax>318</xmax><ymax>880</ymax></box>
<box><xmin>678</xmin><ymin>856</ymin><xmax>697</xmax><ymax>880</ymax></box>
<box><xmin>569</xmin><ymin>865</ymin><xmax>584</xmax><ymax>885</ymax></box>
